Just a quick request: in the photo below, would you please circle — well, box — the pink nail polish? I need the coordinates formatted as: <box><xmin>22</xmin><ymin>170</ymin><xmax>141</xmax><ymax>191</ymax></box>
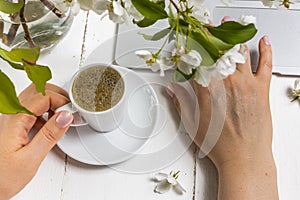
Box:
<box><xmin>56</xmin><ymin>111</ymin><xmax>73</xmax><ymax>128</ymax></box>
<box><xmin>263</xmin><ymin>35</ymin><xmax>271</xmax><ymax>46</ymax></box>
<box><xmin>223</xmin><ymin>16</ymin><xmax>232</xmax><ymax>22</ymax></box>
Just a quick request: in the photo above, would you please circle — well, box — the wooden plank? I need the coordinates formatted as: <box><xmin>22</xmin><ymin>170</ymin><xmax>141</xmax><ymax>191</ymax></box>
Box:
<box><xmin>271</xmin><ymin>76</ymin><xmax>300</xmax><ymax>200</ymax></box>
<box><xmin>195</xmin><ymin>156</ymin><xmax>218</xmax><ymax>200</ymax></box>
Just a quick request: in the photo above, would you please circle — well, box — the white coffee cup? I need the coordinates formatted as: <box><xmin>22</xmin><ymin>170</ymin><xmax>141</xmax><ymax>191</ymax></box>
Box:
<box><xmin>56</xmin><ymin>64</ymin><xmax>127</xmax><ymax>132</ymax></box>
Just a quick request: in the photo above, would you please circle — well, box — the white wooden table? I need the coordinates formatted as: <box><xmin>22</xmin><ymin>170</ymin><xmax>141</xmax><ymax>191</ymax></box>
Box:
<box><xmin>1</xmin><ymin>11</ymin><xmax>300</xmax><ymax>200</ymax></box>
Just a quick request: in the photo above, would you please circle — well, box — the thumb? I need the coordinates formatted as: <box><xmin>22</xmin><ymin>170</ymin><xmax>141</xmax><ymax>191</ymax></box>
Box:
<box><xmin>24</xmin><ymin>111</ymin><xmax>73</xmax><ymax>163</ymax></box>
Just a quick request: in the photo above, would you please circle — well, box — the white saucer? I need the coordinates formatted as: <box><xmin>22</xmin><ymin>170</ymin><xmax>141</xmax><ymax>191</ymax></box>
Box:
<box><xmin>57</xmin><ymin>67</ymin><xmax>159</xmax><ymax>165</ymax></box>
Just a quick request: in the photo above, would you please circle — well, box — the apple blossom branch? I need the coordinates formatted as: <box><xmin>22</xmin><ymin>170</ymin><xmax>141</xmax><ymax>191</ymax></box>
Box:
<box><xmin>19</xmin><ymin>6</ymin><xmax>36</xmax><ymax>48</ymax></box>
<box><xmin>40</xmin><ymin>0</ymin><xmax>66</xmax><ymax>18</ymax></box>
<box><xmin>169</xmin><ymin>0</ymin><xmax>183</xmax><ymax>14</ymax></box>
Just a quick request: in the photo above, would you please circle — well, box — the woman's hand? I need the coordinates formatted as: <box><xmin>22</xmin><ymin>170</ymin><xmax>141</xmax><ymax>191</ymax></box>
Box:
<box><xmin>167</xmin><ymin>36</ymin><xmax>279</xmax><ymax>199</ymax></box>
<box><xmin>0</xmin><ymin>84</ymin><xmax>73</xmax><ymax>200</ymax></box>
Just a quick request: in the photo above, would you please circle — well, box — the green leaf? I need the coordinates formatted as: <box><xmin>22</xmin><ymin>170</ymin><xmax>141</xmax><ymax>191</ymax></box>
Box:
<box><xmin>131</xmin><ymin>0</ymin><xmax>168</xmax><ymax>20</ymax></box>
<box><xmin>206</xmin><ymin>22</ymin><xmax>257</xmax><ymax>45</ymax></box>
<box><xmin>0</xmin><ymin>46</ymin><xmax>40</xmax><ymax>63</ymax></box>
<box><xmin>134</xmin><ymin>17</ymin><xmax>157</xmax><ymax>28</ymax></box>
<box><xmin>208</xmin><ymin>35</ymin><xmax>234</xmax><ymax>51</ymax></box>
<box><xmin>140</xmin><ymin>28</ymin><xmax>171</xmax><ymax>41</ymax></box>
<box><xmin>23</xmin><ymin>61</ymin><xmax>52</xmax><ymax>95</ymax></box>
<box><xmin>173</xmin><ymin>69</ymin><xmax>196</xmax><ymax>82</ymax></box>
<box><xmin>189</xmin><ymin>30</ymin><xmax>220</xmax><ymax>62</ymax></box>
<box><xmin>0</xmin><ymin>46</ymin><xmax>41</xmax><ymax>70</ymax></box>
<box><xmin>0</xmin><ymin>0</ymin><xmax>24</xmax><ymax>14</ymax></box>
<box><xmin>0</xmin><ymin>55</ymin><xmax>24</xmax><ymax>70</ymax></box>
<box><xmin>0</xmin><ymin>70</ymin><xmax>32</xmax><ymax>114</ymax></box>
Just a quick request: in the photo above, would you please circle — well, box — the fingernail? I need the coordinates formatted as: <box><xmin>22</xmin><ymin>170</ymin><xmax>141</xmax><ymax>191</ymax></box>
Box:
<box><xmin>223</xmin><ymin>16</ymin><xmax>232</xmax><ymax>22</ymax></box>
<box><xmin>166</xmin><ymin>85</ymin><xmax>174</xmax><ymax>97</ymax></box>
<box><xmin>263</xmin><ymin>35</ymin><xmax>271</xmax><ymax>46</ymax></box>
<box><xmin>56</xmin><ymin>111</ymin><xmax>73</xmax><ymax>128</ymax></box>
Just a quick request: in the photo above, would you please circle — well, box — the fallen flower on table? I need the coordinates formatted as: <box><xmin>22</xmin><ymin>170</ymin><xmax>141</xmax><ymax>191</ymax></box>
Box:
<box><xmin>153</xmin><ymin>171</ymin><xmax>186</xmax><ymax>194</ymax></box>
<box><xmin>291</xmin><ymin>79</ymin><xmax>300</xmax><ymax>102</ymax></box>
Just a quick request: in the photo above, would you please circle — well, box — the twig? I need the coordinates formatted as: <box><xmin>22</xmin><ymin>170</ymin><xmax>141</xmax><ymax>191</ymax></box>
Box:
<box><xmin>19</xmin><ymin>5</ymin><xmax>36</xmax><ymax>48</ymax></box>
<box><xmin>0</xmin><ymin>20</ymin><xmax>3</xmax><ymax>38</ymax></box>
<box><xmin>40</xmin><ymin>0</ymin><xmax>66</xmax><ymax>18</ymax></box>
<box><xmin>2</xmin><ymin>23</ymin><xmax>20</xmax><ymax>46</ymax></box>
<box><xmin>169</xmin><ymin>0</ymin><xmax>182</xmax><ymax>14</ymax></box>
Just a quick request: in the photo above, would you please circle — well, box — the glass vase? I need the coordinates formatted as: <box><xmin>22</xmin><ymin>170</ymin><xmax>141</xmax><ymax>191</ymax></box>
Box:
<box><xmin>0</xmin><ymin>0</ymin><xmax>74</xmax><ymax>49</ymax></box>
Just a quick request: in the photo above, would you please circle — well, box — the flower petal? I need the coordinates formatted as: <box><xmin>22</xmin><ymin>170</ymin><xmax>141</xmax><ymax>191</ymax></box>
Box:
<box><xmin>109</xmin><ymin>11</ymin><xmax>123</xmax><ymax>23</ymax></box>
<box><xmin>149</xmin><ymin>62</ymin><xmax>161</xmax><ymax>73</ymax></box>
<box><xmin>166</xmin><ymin>176</ymin><xmax>177</xmax><ymax>185</ymax></box>
<box><xmin>135</xmin><ymin>50</ymin><xmax>152</xmax><ymax>60</ymax></box>
<box><xmin>154</xmin><ymin>173</ymin><xmax>168</xmax><ymax>182</ymax></box>
<box><xmin>174</xmin><ymin>181</ymin><xmax>187</xmax><ymax>194</ymax></box>
<box><xmin>93</xmin><ymin>0</ymin><xmax>110</xmax><ymax>15</ymax></box>
<box><xmin>154</xmin><ymin>180</ymin><xmax>172</xmax><ymax>194</ymax></box>
<box><xmin>262</xmin><ymin>0</ymin><xmax>274</xmax><ymax>7</ymax></box>
<box><xmin>194</xmin><ymin>66</ymin><xmax>215</xmax><ymax>87</ymax></box>
<box><xmin>159</xmin><ymin>57</ymin><xmax>175</xmax><ymax>68</ymax></box>
<box><xmin>77</xmin><ymin>0</ymin><xmax>94</xmax><ymax>10</ymax></box>
<box><xmin>239</xmin><ymin>15</ymin><xmax>256</xmax><ymax>25</ymax></box>
<box><xmin>294</xmin><ymin>79</ymin><xmax>300</xmax><ymax>91</ymax></box>
<box><xmin>178</xmin><ymin>61</ymin><xmax>194</xmax><ymax>75</ymax></box>
<box><xmin>113</xmin><ymin>0</ymin><xmax>124</xmax><ymax>16</ymax></box>
<box><xmin>178</xmin><ymin>50</ymin><xmax>202</xmax><ymax>75</ymax></box>
<box><xmin>71</xmin><ymin>2</ymin><xmax>81</xmax><ymax>16</ymax></box>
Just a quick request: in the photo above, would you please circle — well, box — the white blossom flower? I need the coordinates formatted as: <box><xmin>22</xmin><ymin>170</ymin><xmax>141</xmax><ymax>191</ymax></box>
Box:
<box><xmin>77</xmin><ymin>0</ymin><xmax>96</xmax><ymax>11</ymax></box>
<box><xmin>213</xmin><ymin>44</ymin><xmax>246</xmax><ymax>80</ymax></box>
<box><xmin>194</xmin><ymin>44</ymin><xmax>246</xmax><ymax>87</ymax></box>
<box><xmin>52</xmin><ymin>0</ymin><xmax>80</xmax><ymax>15</ymax></box>
<box><xmin>172</xmin><ymin>47</ymin><xmax>202</xmax><ymax>75</ymax></box>
<box><xmin>262</xmin><ymin>0</ymin><xmax>299</xmax><ymax>8</ymax></box>
<box><xmin>239</xmin><ymin>15</ymin><xmax>256</xmax><ymax>25</ymax></box>
<box><xmin>105</xmin><ymin>0</ymin><xmax>131</xmax><ymax>24</ymax></box>
<box><xmin>78</xmin><ymin>0</ymin><xmax>138</xmax><ymax>24</ymax></box>
<box><xmin>291</xmin><ymin>79</ymin><xmax>300</xmax><ymax>101</ymax></box>
<box><xmin>153</xmin><ymin>172</ymin><xmax>186</xmax><ymax>194</ymax></box>
<box><xmin>194</xmin><ymin>65</ymin><xmax>215</xmax><ymax>87</ymax></box>
<box><xmin>135</xmin><ymin>50</ymin><xmax>175</xmax><ymax>76</ymax></box>
<box><xmin>261</xmin><ymin>0</ymin><xmax>277</xmax><ymax>7</ymax></box>
<box><xmin>187</xmin><ymin>0</ymin><xmax>210</xmax><ymax>23</ymax></box>
<box><xmin>123</xmin><ymin>0</ymin><xmax>144</xmax><ymax>21</ymax></box>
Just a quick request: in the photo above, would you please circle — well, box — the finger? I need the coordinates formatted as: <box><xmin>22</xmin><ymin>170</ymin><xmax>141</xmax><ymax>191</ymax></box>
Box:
<box><xmin>236</xmin><ymin>44</ymin><xmax>252</xmax><ymax>74</ymax></box>
<box><xmin>167</xmin><ymin>83</ymin><xmax>198</xmax><ymax>136</ymax></box>
<box><xmin>22</xmin><ymin>111</ymin><xmax>73</xmax><ymax>164</ymax></box>
<box><xmin>19</xmin><ymin>83</ymin><xmax>69</xmax><ymax>103</ymax></box>
<box><xmin>222</xmin><ymin>16</ymin><xmax>232</xmax><ymax>23</ymax></box>
<box><xmin>45</xmin><ymin>84</ymin><xmax>69</xmax><ymax>98</ymax></box>
<box><xmin>21</xmin><ymin>91</ymin><xmax>70</xmax><ymax>116</ymax></box>
<box><xmin>166</xmin><ymin>83</ymin><xmax>193</xmax><ymax>116</ymax></box>
<box><xmin>255</xmin><ymin>35</ymin><xmax>273</xmax><ymax>88</ymax></box>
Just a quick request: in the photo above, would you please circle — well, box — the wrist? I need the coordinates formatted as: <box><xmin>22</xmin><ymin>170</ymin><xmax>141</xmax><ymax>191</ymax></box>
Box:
<box><xmin>216</xmin><ymin>153</ymin><xmax>279</xmax><ymax>200</ymax></box>
<box><xmin>218</xmin><ymin>156</ymin><xmax>277</xmax><ymax>175</ymax></box>
<box><xmin>211</xmin><ymin>149</ymin><xmax>277</xmax><ymax>174</ymax></box>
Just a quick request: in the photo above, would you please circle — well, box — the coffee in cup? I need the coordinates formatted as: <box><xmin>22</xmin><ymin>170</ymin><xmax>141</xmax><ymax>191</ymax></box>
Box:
<box><xmin>56</xmin><ymin>64</ymin><xmax>127</xmax><ymax>132</ymax></box>
<box><xmin>72</xmin><ymin>66</ymin><xmax>125</xmax><ymax>112</ymax></box>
